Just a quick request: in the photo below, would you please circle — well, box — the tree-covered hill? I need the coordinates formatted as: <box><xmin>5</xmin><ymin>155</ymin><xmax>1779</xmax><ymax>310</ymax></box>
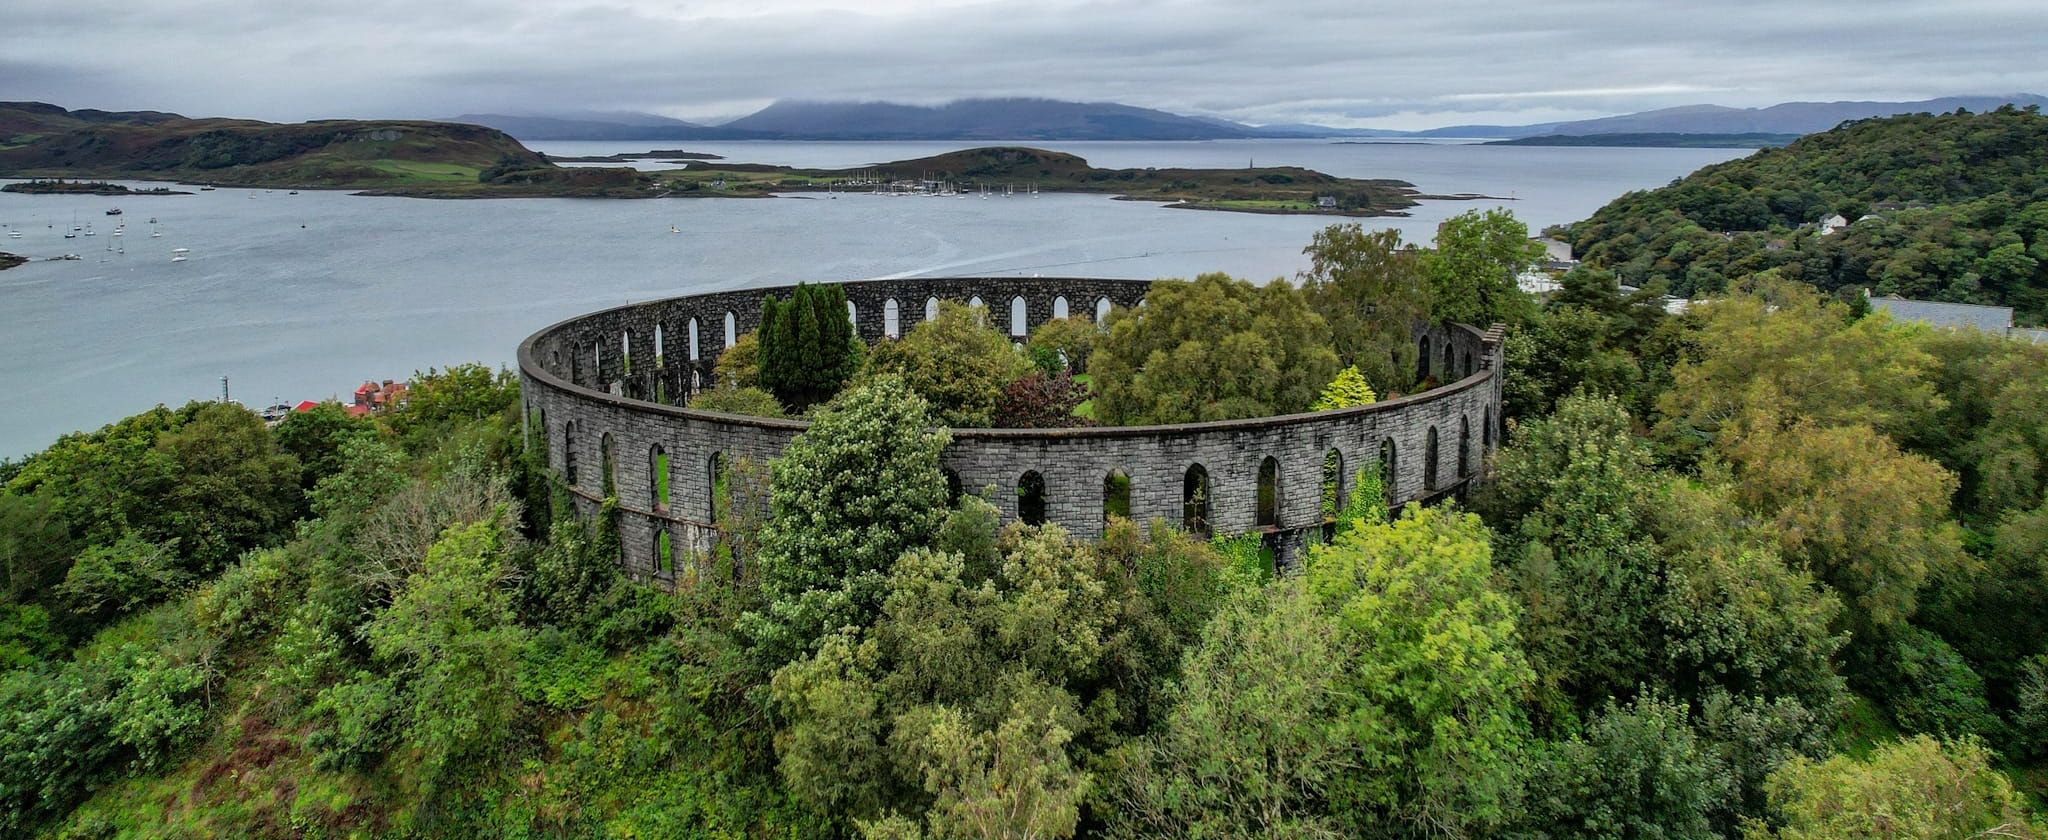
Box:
<box><xmin>1567</xmin><ymin>106</ymin><xmax>2048</xmax><ymax>320</ymax></box>
<box><xmin>0</xmin><ymin>102</ymin><xmax>653</xmax><ymax>197</ymax></box>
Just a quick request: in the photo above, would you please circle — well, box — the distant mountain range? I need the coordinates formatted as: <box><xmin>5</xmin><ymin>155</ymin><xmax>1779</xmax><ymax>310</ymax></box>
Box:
<box><xmin>447</xmin><ymin>94</ymin><xmax>2048</xmax><ymax>144</ymax></box>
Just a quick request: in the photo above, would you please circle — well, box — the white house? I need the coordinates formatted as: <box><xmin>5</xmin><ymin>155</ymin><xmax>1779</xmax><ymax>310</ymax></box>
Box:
<box><xmin>1818</xmin><ymin>214</ymin><xmax>1849</xmax><ymax>235</ymax></box>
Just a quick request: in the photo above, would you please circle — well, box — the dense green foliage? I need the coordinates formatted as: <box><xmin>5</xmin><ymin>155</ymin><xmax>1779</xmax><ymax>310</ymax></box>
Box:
<box><xmin>10</xmin><ymin>160</ymin><xmax>2048</xmax><ymax>835</ymax></box>
<box><xmin>1298</xmin><ymin>224</ymin><xmax>1432</xmax><ymax>394</ymax></box>
<box><xmin>1569</xmin><ymin>106</ymin><xmax>2048</xmax><ymax>321</ymax></box>
<box><xmin>1091</xmin><ymin>272</ymin><xmax>1338</xmax><ymax>424</ymax></box>
<box><xmin>865</xmin><ymin>301</ymin><xmax>1033</xmax><ymax>427</ymax></box>
<box><xmin>757</xmin><ymin>283</ymin><xmax>864</xmax><ymax>411</ymax></box>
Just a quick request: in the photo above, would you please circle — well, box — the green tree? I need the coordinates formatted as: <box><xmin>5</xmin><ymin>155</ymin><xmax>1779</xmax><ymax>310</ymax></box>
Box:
<box><xmin>1107</xmin><ymin>579</ymin><xmax>1352</xmax><ymax>839</ymax></box>
<box><xmin>758</xmin><ymin>284</ymin><xmax>864</xmax><ymax>411</ymax></box>
<box><xmin>714</xmin><ymin>329</ymin><xmax>763</xmax><ymax>388</ymax></box>
<box><xmin>1723</xmin><ymin>420</ymin><xmax>1965</xmax><ymax>631</ymax></box>
<box><xmin>145</xmin><ymin>401</ymin><xmax>302</xmax><ymax>573</ymax></box>
<box><xmin>1309</xmin><ymin>365</ymin><xmax>1377</xmax><ymax>410</ymax></box>
<box><xmin>1091</xmin><ymin>273</ymin><xmax>1338</xmax><ymax>424</ymax></box>
<box><xmin>865</xmin><ymin>301</ymin><xmax>1031</xmax><ymax>427</ymax></box>
<box><xmin>357</xmin><ymin>515</ymin><xmax>528</xmax><ymax>795</ymax></box>
<box><xmin>1298</xmin><ymin>224</ymin><xmax>1432</xmax><ymax>394</ymax></box>
<box><xmin>271</xmin><ymin>401</ymin><xmax>375</xmax><ymax>490</ymax></box>
<box><xmin>1422</xmin><ymin>208</ymin><xmax>1543</xmax><ymax>326</ymax></box>
<box><xmin>0</xmin><ymin>491</ymin><xmax>73</xmax><ymax>603</ymax></box>
<box><xmin>1128</xmin><ymin>505</ymin><xmax>1531</xmax><ymax>837</ymax></box>
<box><xmin>1654</xmin><ymin>275</ymin><xmax>1942</xmax><ymax>460</ymax></box>
<box><xmin>1025</xmin><ymin>315</ymin><xmax>1098</xmax><ymax>374</ymax></box>
<box><xmin>1748</xmin><ymin>736</ymin><xmax>2042</xmax><ymax>840</ymax></box>
<box><xmin>55</xmin><ymin>533</ymin><xmax>190</xmax><ymax>624</ymax></box>
<box><xmin>1517</xmin><ymin>696</ymin><xmax>1737</xmax><ymax>840</ymax></box>
<box><xmin>773</xmin><ymin>525</ymin><xmax>1115</xmax><ymax>832</ymax></box>
<box><xmin>1484</xmin><ymin>392</ymin><xmax>1664</xmax><ymax>711</ymax></box>
<box><xmin>744</xmin><ymin>377</ymin><xmax>951</xmax><ymax>665</ymax></box>
<box><xmin>385</xmin><ymin>363</ymin><xmax>519</xmax><ymax>451</ymax></box>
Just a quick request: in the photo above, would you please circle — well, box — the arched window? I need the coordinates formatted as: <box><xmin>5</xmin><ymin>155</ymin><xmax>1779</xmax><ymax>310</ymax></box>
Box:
<box><xmin>650</xmin><ymin>444</ymin><xmax>670</xmax><ymax>509</ymax></box>
<box><xmin>600</xmin><ymin>432</ymin><xmax>617</xmax><ymax>496</ymax></box>
<box><xmin>847</xmin><ymin>300</ymin><xmax>858</xmax><ymax>328</ymax></box>
<box><xmin>1424</xmin><ymin>426</ymin><xmax>1440</xmax><ymax>491</ymax></box>
<box><xmin>1416</xmin><ymin>335</ymin><xmax>1430</xmax><ymax>382</ymax></box>
<box><xmin>723</xmin><ymin>311</ymin><xmax>737</xmax><ymax>348</ymax></box>
<box><xmin>1379</xmin><ymin>438</ymin><xmax>1397</xmax><ymax>506</ymax></box>
<box><xmin>942</xmin><ymin>467</ymin><xmax>963</xmax><ymax>505</ymax></box>
<box><xmin>621</xmin><ymin>330</ymin><xmax>632</xmax><ymax>374</ymax></box>
<box><xmin>654</xmin><ymin>324</ymin><xmax>665</xmax><ymax>367</ymax></box>
<box><xmin>688</xmin><ymin>317</ymin><xmax>702</xmax><ymax>360</ymax></box>
<box><xmin>1053</xmin><ymin>296</ymin><xmax>1070</xmax><ymax>320</ymax></box>
<box><xmin>562</xmin><ymin>420</ymin><xmax>579</xmax><ymax>485</ymax></box>
<box><xmin>1483</xmin><ymin>405</ymin><xmax>1495</xmax><ymax>450</ymax></box>
<box><xmin>1462</xmin><ymin>350</ymin><xmax>1474</xmax><ymax>379</ymax></box>
<box><xmin>884</xmin><ymin>298</ymin><xmax>902</xmax><ymax>338</ymax></box>
<box><xmin>1010</xmin><ymin>296</ymin><xmax>1028</xmax><ymax>337</ymax></box>
<box><xmin>1018</xmin><ymin>470</ymin><xmax>1047</xmax><ymax>526</ymax></box>
<box><xmin>1183</xmin><ymin>464</ymin><xmax>1211</xmax><ymax>537</ymax></box>
<box><xmin>926</xmin><ymin>296</ymin><xmax>940</xmax><ymax>323</ymax></box>
<box><xmin>1321</xmin><ymin>448</ymin><xmax>1345</xmax><ymax>520</ymax></box>
<box><xmin>1442</xmin><ymin>343</ymin><xmax>1454</xmax><ymax>383</ymax></box>
<box><xmin>1256</xmin><ymin>456</ymin><xmax>1281</xmax><ymax>528</ymax></box>
<box><xmin>656</xmin><ymin>528</ymin><xmax>674</xmax><ymax>576</ymax></box>
<box><xmin>593</xmin><ymin>341</ymin><xmax>604</xmax><ymax>381</ymax></box>
<box><xmin>707</xmin><ymin>452</ymin><xmax>726</xmax><ymax>524</ymax></box>
<box><xmin>1095</xmin><ymin>297</ymin><xmax>1112</xmax><ymax>325</ymax></box>
<box><xmin>1459</xmin><ymin>416</ymin><xmax>1472</xmax><ymax>478</ymax></box>
<box><xmin>968</xmin><ymin>295</ymin><xmax>985</xmax><ymax>311</ymax></box>
<box><xmin>1103</xmin><ymin>469</ymin><xmax>1131</xmax><ymax>522</ymax></box>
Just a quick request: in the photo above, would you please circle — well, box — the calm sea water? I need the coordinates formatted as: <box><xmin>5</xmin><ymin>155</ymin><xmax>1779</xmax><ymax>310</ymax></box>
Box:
<box><xmin>0</xmin><ymin>140</ymin><xmax>1747</xmax><ymax>458</ymax></box>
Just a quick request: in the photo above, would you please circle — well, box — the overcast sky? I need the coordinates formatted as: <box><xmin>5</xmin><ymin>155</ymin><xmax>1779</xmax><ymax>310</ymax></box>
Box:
<box><xmin>6</xmin><ymin>0</ymin><xmax>2046</xmax><ymax>129</ymax></box>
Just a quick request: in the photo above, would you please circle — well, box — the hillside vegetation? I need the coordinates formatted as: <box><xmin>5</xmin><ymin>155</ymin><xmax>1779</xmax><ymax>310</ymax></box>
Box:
<box><xmin>6</xmin><ymin>209</ymin><xmax>2048</xmax><ymax>836</ymax></box>
<box><xmin>0</xmin><ymin>102</ymin><xmax>652</xmax><ymax>197</ymax></box>
<box><xmin>1567</xmin><ymin>106</ymin><xmax>2048</xmax><ymax>320</ymax></box>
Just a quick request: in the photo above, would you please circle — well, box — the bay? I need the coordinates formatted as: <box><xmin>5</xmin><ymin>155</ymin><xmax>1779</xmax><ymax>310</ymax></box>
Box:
<box><xmin>0</xmin><ymin>141</ymin><xmax>1747</xmax><ymax>458</ymax></box>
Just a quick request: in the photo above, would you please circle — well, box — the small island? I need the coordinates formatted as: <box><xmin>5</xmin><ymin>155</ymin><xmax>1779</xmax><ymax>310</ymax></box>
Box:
<box><xmin>0</xmin><ymin>251</ymin><xmax>24</xmax><ymax>271</ymax></box>
<box><xmin>657</xmin><ymin>146</ymin><xmax>1438</xmax><ymax>216</ymax></box>
<box><xmin>1</xmin><ymin>179</ymin><xmax>191</xmax><ymax>196</ymax></box>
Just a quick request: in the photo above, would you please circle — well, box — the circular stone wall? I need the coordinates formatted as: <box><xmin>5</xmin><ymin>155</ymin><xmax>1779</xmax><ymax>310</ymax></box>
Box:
<box><xmin>518</xmin><ymin>277</ymin><xmax>1505</xmax><ymax>581</ymax></box>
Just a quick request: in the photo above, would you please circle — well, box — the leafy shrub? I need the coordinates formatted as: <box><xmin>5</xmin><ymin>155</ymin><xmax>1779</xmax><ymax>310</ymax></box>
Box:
<box><xmin>688</xmin><ymin>383</ymin><xmax>788</xmax><ymax>418</ymax></box>
<box><xmin>56</xmin><ymin>534</ymin><xmax>190</xmax><ymax>624</ymax></box>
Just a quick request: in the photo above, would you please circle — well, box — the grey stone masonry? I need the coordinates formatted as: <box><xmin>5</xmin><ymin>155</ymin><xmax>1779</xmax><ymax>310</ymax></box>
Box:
<box><xmin>519</xmin><ymin>276</ymin><xmax>1504</xmax><ymax>579</ymax></box>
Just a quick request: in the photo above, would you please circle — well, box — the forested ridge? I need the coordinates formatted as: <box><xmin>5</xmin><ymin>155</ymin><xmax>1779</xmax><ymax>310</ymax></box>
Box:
<box><xmin>1568</xmin><ymin>106</ymin><xmax>2048</xmax><ymax>321</ymax></box>
<box><xmin>4</xmin><ymin>204</ymin><xmax>2048</xmax><ymax>837</ymax></box>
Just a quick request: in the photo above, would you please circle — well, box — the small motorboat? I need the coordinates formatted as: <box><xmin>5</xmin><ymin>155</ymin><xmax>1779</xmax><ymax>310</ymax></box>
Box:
<box><xmin>105</xmin><ymin>208</ymin><xmax>122</xmax><ymax>216</ymax></box>
<box><xmin>170</xmin><ymin>247</ymin><xmax>191</xmax><ymax>254</ymax></box>
<box><xmin>171</xmin><ymin>255</ymin><xmax>188</xmax><ymax>263</ymax></box>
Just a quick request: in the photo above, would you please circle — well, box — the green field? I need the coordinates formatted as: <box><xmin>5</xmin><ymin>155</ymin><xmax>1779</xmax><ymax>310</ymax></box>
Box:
<box><xmin>364</xmin><ymin>159</ymin><xmax>481</xmax><ymax>183</ymax></box>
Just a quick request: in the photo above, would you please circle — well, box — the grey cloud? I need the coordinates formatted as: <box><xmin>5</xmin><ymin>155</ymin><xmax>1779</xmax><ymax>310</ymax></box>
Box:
<box><xmin>2</xmin><ymin>0</ymin><xmax>2043</xmax><ymax>129</ymax></box>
